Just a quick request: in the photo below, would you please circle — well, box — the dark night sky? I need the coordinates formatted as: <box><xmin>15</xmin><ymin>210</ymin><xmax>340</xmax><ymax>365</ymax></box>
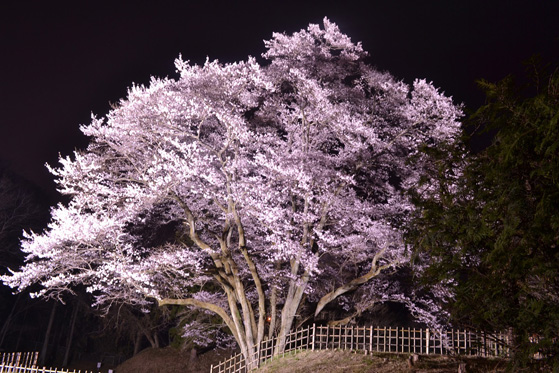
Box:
<box><xmin>1</xmin><ymin>1</ymin><xmax>558</xmax><ymax>202</ymax></box>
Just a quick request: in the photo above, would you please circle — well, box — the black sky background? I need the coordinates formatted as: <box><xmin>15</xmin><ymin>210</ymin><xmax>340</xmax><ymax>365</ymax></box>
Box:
<box><xmin>1</xmin><ymin>1</ymin><xmax>558</xmax><ymax>203</ymax></box>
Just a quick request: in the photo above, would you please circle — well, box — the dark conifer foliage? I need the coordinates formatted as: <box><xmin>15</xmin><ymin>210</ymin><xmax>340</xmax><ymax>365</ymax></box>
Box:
<box><xmin>408</xmin><ymin>59</ymin><xmax>559</xmax><ymax>369</ymax></box>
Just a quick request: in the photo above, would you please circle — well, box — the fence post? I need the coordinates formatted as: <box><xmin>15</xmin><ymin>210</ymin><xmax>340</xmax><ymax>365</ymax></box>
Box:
<box><xmin>407</xmin><ymin>327</ymin><xmax>411</xmax><ymax>354</ymax></box>
<box><xmin>383</xmin><ymin>327</ymin><xmax>386</xmax><ymax>352</ymax></box>
<box><xmin>311</xmin><ymin>324</ymin><xmax>316</xmax><ymax>351</ymax></box>
<box><xmin>426</xmin><ymin>328</ymin><xmax>430</xmax><ymax>355</ymax></box>
<box><xmin>452</xmin><ymin>328</ymin><xmax>456</xmax><ymax>354</ymax></box>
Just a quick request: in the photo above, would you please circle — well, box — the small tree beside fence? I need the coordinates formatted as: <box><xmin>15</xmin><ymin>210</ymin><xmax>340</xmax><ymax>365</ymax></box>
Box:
<box><xmin>211</xmin><ymin>324</ymin><xmax>511</xmax><ymax>373</ymax></box>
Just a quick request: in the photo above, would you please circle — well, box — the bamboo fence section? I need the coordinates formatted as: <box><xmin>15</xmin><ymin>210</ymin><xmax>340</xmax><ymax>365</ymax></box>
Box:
<box><xmin>0</xmin><ymin>366</ymin><xmax>98</xmax><ymax>373</ymax></box>
<box><xmin>0</xmin><ymin>352</ymin><xmax>38</xmax><ymax>369</ymax></box>
<box><xmin>0</xmin><ymin>352</ymin><xmax>100</xmax><ymax>373</ymax></box>
<box><xmin>211</xmin><ymin>324</ymin><xmax>511</xmax><ymax>373</ymax></box>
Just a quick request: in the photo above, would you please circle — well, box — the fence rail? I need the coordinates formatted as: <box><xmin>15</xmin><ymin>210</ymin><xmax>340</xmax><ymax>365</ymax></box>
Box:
<box><xmin>211</xmin><ymin>324</ymin><xmax>511</xmax><ymax>373</ymax></box>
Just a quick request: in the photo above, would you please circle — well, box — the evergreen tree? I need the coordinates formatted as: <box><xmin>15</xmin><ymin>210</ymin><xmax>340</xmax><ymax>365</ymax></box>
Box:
<box><xmin>408</xmin><ymin>60</ymin><xmax>559</xmax><ymax>368</ymax></box>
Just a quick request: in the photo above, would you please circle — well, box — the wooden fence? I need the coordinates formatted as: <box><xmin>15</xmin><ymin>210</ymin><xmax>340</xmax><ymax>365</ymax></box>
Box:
<box><xmin>0</xmin><ymin>351</ymin><xmax>100</xmax><ymax>373</ymax></box>
<box><xmin>210</xmin><ymin>324</ymin><xmax>511</xmax><ymax>373</ymax></box>
<box><xmin>0</xmin><ymin>364</ymin><xmax>100</xmax><ymax>373</ymax></box>
<box><xmin>1</xmin><ymin>352</ymin><xmax>39</xmax><ymax>370</ymax></box>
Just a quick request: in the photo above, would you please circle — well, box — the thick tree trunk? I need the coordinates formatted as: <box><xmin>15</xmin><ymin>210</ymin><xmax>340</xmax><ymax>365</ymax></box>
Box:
<box><xmin>14</xmin><ymin>304</ymin><xmax>29</xmax><ymax>351</ymax></box>
<box><xmin>62</xmin><ymin>302</ymin><xmax>79</xmax><ymax>366</ymax></box>
<box><xmin>133</xmin><ymin>330</ymin><xmax>142</xmax><ymax>356</ymax></box>
<box><xmin>39</xmin><ymin>301</ymin><xmax>57</xmax><ymax>366</ymax></box>
<box><xmin>267</xmin><ymin>285</ymin><xmax>277</xmax><ymax>339</ymax></box>
<box><xmin>274</xmin><ymin>272</ymin><xmax>309</xmax><ymax>355</ymax></box>
<box><xmin>172</xmin><ymin>194</ymin><xmax>268</xmax><ymax>370</ymax></box>
<box><xmin>143</xmin><ymin>331</ymin><xmax>157</xmax><ymax>348</ymax></box>
<box><xmin>154</xmin><ymin>332</ymin><xmax>160</xmax><ymax>348</ymax></box>
<box><xmin>0</xmin><ymin>294</ymin><xmax>21</xmax><ymax>348</ymax></box>
<box><xmin>189</xmin><ymin>348</ymin><xmax>197</xmax><ymax>362</ymax></box>
<box><xmin>159</xmin><ymin>295</ymin><xmax>261</xmax><ymax>369</ymax></box>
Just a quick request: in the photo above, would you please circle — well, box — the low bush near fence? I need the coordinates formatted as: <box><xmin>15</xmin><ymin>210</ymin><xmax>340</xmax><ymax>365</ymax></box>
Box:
<box><xmin>211</xmin><ymin>324</ymin><xmax>511</xmax><ymax>373</ymax></box>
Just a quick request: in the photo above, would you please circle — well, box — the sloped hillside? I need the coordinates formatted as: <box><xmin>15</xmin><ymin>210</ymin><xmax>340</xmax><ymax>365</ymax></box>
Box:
<box><xmin>256</xmin><ymin>350</ymin><xmax>507</xmax><ymax>373</ymax></box>
<box><xmin>116</xmin><ymin>347</ymin><xmax>235</xmax><ymax>373</ymax></box>
<box><xmin>116</xmin><ymin>347</ymin><xmax>508</xmax><ymax>373</ymax></box>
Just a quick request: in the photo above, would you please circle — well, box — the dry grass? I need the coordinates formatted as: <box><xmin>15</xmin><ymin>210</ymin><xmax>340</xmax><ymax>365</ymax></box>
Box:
<box><xmin>115</xmin><ymin>346</ymin><xmax>236</xmax><ymax>373</ymax></box>
<box><xmin>114</xmin><ymin>346</ymin><xmax>508</xmax><ymax>373</ymax></box>
<box><xmin>256</xmin><ymin>349</ymin><xmax>508</xmax><ymax>373</ymax></box>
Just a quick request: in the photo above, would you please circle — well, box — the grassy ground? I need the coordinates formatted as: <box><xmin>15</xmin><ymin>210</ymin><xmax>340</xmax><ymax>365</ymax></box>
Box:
<box><xmin>255</xmin><ymin>349</ymin><xmax>509</xmax><ymax>373</ymax></box>
<box><xmin>113</xmin><ymin>346</ymin><xmax>511</xmax><ymax>373</ymax></box>
<box><xmin>115</xmin><ymin>346</ymin><xmax>236</xmax><ymax>373</ymax></box>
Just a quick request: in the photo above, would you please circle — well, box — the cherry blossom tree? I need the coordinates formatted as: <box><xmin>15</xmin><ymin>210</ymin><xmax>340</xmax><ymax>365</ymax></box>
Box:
<box><xmin>2</xmin><ymin>18</ymin><xmax>462</xmax><ymax>367</ymax></box>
